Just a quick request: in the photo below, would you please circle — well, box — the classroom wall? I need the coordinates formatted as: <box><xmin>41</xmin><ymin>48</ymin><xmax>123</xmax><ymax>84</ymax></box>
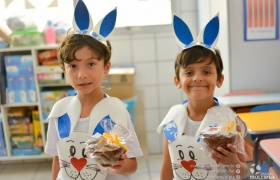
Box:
<box><xmin>198</xmin><ymin>0</ymin><xmax>280</xmax><ymax>94</ymax></box>
<box><xmin>228</xmin><ymin>1</ymin><xmax>280</xmax><ymax>92</ymax></box>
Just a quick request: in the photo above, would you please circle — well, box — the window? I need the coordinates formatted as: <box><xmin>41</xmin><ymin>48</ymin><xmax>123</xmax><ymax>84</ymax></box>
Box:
<box><xmin>1</xmin><ymin>0</ymin><xmax>172</xmax><ymax>33</ymax></box>
<box><xmin>83</xmin><ymin>0</ymin><xmax>172</xmax><ymax>27</ymax></box>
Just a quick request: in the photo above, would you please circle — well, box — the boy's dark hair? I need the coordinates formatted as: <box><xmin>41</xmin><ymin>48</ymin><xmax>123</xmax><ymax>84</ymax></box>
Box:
<box><xmin>174</xmin><ymin>46</ymin><xmax>223</xmax><ymax>81</ymax></box>
<box><xmin>57</xmin><ymin>32</ymin><xmax>112</xmax><ymax>70</ymax></box>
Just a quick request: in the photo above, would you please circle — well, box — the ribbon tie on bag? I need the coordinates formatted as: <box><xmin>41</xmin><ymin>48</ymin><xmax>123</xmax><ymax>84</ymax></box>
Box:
<box><xmin>102</xmin><ymin>133</ymin><xmax>129</xmax><ymax>151</ymax></box>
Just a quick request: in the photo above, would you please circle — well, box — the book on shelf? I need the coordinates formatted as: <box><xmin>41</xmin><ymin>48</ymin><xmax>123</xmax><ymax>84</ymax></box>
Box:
<box><xmin>32</xmin><ymin>111</ymin><xmax>43</xmax><ymax>149</ymax></box>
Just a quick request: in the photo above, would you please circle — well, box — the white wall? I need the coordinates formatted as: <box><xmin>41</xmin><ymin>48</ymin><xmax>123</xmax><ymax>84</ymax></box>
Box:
<box><xmin>110</xmin><ymin>0</ymin><xmax>198</xmax><ymax>154</ymax></box>
<box><xmin>228</xmin><ymin>0</ymin><xmax>280</xmax><ymax>92</ymax></box>
<box><xmin>199</xmin><ymin>0</ymin><xmax>280</xmax><ymax>94</ymax></box>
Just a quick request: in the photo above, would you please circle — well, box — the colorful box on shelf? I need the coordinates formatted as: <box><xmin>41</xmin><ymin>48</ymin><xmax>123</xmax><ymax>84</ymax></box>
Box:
<box><xmin>0</xmin><ymin>149</ymin><xmax>7</xmax><ymax>157</ymax></box>
<box><xmin>40</xmin><ymin>89</ymin><xmax>74</xmax><ymax>120</ymax></box>
<box><xmin>10</xmin><ymin>28</ymin><xmax>44</xmax><ymax>47</ymax></box>
<box><xmin>38</xmin><ymin>49</ymin><xmax>58</xmax><ymax>66</ymax></box>
<box><xmin>36</xmin><ymin>66</ymin><xmax>64</xmax><ymax>85</ymax></box>
<box><xmin>0</xmin><ymin>116</ymin><xmax>8</xmax><ymax>157</ymax></box>
<box><xmin>4</xmin><ymin>55</ymin><xmax>37</xmax><ymax>103</ymax></box>
<box><xmin>32</xmin><ymin>111</ymin><xmax>43</xmax><ymax>149</ymax></box>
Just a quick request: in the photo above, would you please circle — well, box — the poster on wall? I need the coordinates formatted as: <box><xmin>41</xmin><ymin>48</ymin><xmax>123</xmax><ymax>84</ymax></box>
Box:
<box><xmin>243</xmin><ymin>0</ymin><xmax>279</xmax><ymax>41</ymax></box>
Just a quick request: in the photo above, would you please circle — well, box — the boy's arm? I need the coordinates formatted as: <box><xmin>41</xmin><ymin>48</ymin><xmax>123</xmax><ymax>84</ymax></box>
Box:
<box><xmin>161</xmin><ymin>138</ymin><xmax>173</xmax><ymax>180</ymax></box>
<box><xmin>52</xmin><ymin>156</ymin><xmax>60</xmax><ymax>180</ymax></box>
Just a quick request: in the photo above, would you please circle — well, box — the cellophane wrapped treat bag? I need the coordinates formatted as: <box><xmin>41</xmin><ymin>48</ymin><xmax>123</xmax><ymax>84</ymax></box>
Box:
<box><xmin>198</xmin><ymin>106</ymin><xmax>245</xmax><ymax>156</ymax></box>
<box><xmin>85</xmin><ymin>119</ymin><xmax>131</xmax><ymax>167</ymax></box>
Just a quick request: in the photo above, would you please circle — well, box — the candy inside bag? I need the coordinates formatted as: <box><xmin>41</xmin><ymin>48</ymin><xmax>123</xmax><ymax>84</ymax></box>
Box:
<box><xmin>197</xmin><ymin>106</ymin><xmax>245</xmax><ymax>156</ymax></box>
<box><xmin>85</xmin><ymin>119</ymin><xmax>132</xmax><ymax>167</ymax></box>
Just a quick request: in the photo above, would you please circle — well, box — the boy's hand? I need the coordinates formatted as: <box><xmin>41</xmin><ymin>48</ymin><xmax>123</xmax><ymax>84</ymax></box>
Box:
<box><xmin>109</xmin><ymin>153</ymin><xmax>127</xmax><ymax>173</ymax></box>
<box><xmin>211</xmin><ymin>144</ymin><xmax>240</xmax><ymax>165</ymax></box>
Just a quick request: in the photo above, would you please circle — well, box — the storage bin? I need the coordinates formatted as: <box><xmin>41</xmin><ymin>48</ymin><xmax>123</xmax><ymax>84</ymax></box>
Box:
<box><xmin>123</xmin><ymin>96</ymin><xmax>137</xmax><ymax>125</ymax></box>
<box><xmin>11</xmin><ymin>148</ymin><xmax>41</xmax><ymax>156</ymax></box>
<box><xmin>10</xmin><ymin>28</ymin><xmax>44</xmax><ymax>47</ymax></box>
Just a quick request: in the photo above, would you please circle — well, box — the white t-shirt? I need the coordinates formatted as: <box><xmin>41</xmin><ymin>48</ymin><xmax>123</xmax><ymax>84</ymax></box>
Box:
<box><xmin>45</xmin><ymin>112</ymin><xmax>143</xmax><ymax>180</ymax></box>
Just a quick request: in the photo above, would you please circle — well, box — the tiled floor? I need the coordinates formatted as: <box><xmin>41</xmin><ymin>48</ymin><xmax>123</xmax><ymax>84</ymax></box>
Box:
<box><xmin>0</xmin><ymin>154</ymin><xmax>162</xmax><ymax>180</ymax></box>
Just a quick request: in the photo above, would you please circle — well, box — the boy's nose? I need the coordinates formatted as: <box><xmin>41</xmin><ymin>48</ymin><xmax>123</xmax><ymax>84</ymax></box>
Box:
<box><xmin>193</xmin><ymin>74</ymin><xmax>203</xmax><ymax>81</ymax></box>
<box><xmin>78</xmin><ymin>69</ymin><xmax>88</xmax><ymax>79</ymax></box>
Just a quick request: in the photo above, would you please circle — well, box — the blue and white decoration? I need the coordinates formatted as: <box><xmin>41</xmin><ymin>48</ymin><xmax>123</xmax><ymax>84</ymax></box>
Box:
<box><xmin>73</xmin><ymin>0</ymin><xmax>117</xmax><ymax>44</ymax></box>
<box><xmin>163</xmin><ymin>120</ymin><xmax>178</xmax><ymax>143</ymax></box>
<box><xmin>173</xmin><ymin>13</ymin><xmax>219</xmax><ymax>51</ymax></box>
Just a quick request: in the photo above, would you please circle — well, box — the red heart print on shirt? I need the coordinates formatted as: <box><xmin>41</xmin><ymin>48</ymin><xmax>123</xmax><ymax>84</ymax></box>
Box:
<box><xmin>181</xmin><ymin>160</ymin><xmax>196</xmax><ymax>173</ymax></box>
<box><xmin>71</xmin><ymin>157</ymin><xmax>87</xmax><ymax>172</ymax></box>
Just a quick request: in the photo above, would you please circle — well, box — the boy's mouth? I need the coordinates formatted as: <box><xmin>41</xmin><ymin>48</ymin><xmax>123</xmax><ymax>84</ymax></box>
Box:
<box><xmin>78</xmin><ymin>82</ymin><xmax>92</xmax><ymax>86</ymax></box>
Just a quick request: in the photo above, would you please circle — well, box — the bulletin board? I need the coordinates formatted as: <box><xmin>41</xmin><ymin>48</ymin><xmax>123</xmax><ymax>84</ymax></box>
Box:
<box><xmin>243</xmin><ymin>0</ymin><xmax>279</xmax><ymax>41</ymax></box>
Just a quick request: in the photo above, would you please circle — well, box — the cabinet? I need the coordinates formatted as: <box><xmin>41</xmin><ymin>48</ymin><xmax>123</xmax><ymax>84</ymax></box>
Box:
<box><xmin>0</xmin><ymin>45</ymin><xmax>69</xmax><ymax>161</ymax></box>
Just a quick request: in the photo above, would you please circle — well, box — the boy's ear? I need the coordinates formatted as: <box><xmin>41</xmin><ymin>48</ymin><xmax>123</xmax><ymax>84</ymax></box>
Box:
<box><xmin>104</xmin><ymin>61</ymin><xmax>111</xmax><ymax>75</ymax></box>
<box><xmin>174</xmin><ymin>75</ymin><xmax>181</xmax><ymax>89</ymax></box>
<box><xmin>217</xmin><ymin>74</ymin><xmax>224</xmax><ymax>88</ymax></box>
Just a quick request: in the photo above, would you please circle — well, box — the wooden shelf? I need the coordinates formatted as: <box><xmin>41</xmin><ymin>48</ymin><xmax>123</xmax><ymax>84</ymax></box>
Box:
<box><xmin>0</xmin><ymin>46</ymin><xmax>61</xmax><ymax>161</ymax></box>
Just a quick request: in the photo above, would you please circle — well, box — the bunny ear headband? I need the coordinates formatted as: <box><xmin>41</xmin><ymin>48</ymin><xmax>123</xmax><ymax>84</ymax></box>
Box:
<box><xmin>72</xmin><ymin>0</ymin><xmax>117</xmax><ymax>46</ymax></box>
<box><xmin>173</xmin><ymin>13</ymin><xmax>219</xmax><ymax>52</ymax></box>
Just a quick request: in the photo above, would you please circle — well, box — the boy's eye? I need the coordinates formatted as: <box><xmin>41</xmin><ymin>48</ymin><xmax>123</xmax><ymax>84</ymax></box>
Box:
<box><xmin>185</xmin><ymin>71</ymin><xmax>193</xmax><ymax>76</ymax></box>
<box><xmin>89</xmin><ymin>62</ymin><xmax>95</xmax><ymax>67</ymax></box>
<box><xmin>203</xmin><ymin>71</ymin><xmax>211</xmax><ymax>75</ymax></box>
<box><xmin>69</xmin><ymin>64</ymin><xmax>76</xmax><ymax>69</ymax></box>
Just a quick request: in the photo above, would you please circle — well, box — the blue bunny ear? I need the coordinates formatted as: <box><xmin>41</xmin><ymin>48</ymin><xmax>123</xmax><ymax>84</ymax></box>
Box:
<box><xmin>73</xmin><ymin>0</ymin><xmax>93</xmax><ymax>34</ymax></box>
<box><xmin>58</xmin><ymin>113</ymin><xmax>71</xmax><ymax>138</ymax></box>
<box><xmin>93</xmin><ymin>7</ymin><xmax>117</xmax><ymax>41</ymax></box>
<box><xmin>198</xmin><ymin>13</ymin><xmax>219</xmax><ymax>49</ymax></box>
<box><xmin>173</xmin><ymin>14</ymin><xmax>197</xmax><ymax>49</ymax></box>
<box><xmin>92</xmin><ymin>115</ymin><xmax>115</xmax><ymax>135</ymax></box>
<box><xmin>163</xmin><ymin>120</ymin><xmax>178</xmax><ymax>143</ymax></box>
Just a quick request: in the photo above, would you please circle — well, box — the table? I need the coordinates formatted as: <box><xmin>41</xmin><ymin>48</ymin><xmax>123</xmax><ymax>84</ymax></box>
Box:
<box><xmin>237</xmin><ymin>110</ymin><xmax>280</xmax><ymax>165</ymax></box>
<box><xmin>260</xmin><ymin>138</ymin><xmax>280</xmax><ymax>167</ymax></box>
<box><xmin>217</xmin><ymin>93</ymin><xmax>280</xmax><ymax>108</ymax></box>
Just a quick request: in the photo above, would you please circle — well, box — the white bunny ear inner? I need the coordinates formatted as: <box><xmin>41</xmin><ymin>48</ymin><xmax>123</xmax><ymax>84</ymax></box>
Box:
<box><xmin>72</xmin><ymin>0</ymin><xmax>93</xmax><ymax>34</ymax></box>
<box><xmin>172</xmin><ymin>13</ymin><xmax>197</xmax><ymax>49</ymax></box>
<box><xmin>197</xmin><ymin>13</ymin><xmax>219</xmax><ymax>49</ymax></box>
<box><xmin>92</xmin><ymin>7</ymin><xmax>117</xmax><ymax>41</ymax></box>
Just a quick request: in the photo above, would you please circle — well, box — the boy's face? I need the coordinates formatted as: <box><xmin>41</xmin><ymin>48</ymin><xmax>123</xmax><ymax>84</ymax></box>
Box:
<box><xmin>174</xmin><ymin>58</ymin><xmax>224</xmax><ymax>101</ymax></box>
<box><xmin>64</xmin><ymin>46</ymin><xmax>110</xmax><ymax>96</ymax></box>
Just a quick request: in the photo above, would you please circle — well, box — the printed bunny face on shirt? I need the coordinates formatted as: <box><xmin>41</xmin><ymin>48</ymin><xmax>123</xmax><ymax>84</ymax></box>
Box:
<box><xmin>163</xmin><ymin>120</ymin><xmax>217</xmax><ymax>180</ymax></box>
<box><xmin>50</xmin><ymin>96</ymin><xmax>129</xmax><ymax>180</ymax></box>
<box><xmin>169</xmin><ymin>134</ymin><xmax>217</xmax><ymax>180</ymax></box>
<box><xmin>57</xmin><ymin>131</ymin><xmax>106</xmax><ymax>180</ymax></box>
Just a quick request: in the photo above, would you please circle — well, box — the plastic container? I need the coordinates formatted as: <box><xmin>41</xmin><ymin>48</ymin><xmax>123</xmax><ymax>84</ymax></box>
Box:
<box><xmin>12</xmin><ymin>149</ymin><xmax>41</xmax><ymax>156</ymax></box>
<box><xmin>10</xmin><ymin>28</ymin><xmax>44</xmax><ymax>47</ymax></box>
<box><xmin>122</xmin><ymin>96</ymin><xmax>137</xmax><ymax>125</ymax></box>
<box><xmin>44</xmin><ymin>21</ymin><xmax>56</xmax><ymax>44</ymax></box>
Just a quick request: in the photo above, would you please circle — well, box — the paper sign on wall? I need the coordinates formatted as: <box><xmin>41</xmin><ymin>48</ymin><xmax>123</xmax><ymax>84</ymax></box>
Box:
<box><xmin>244</xmin><ymin>0</ymin><xmax>279</xmax><ymax>41</ymax></box>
